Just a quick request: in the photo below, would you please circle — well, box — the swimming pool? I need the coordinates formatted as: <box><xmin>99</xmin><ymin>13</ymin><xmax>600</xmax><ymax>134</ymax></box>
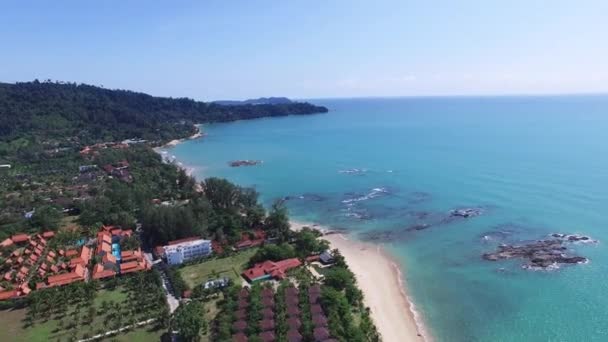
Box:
<box><xmin>112</xmin><ymin>243</ymin><xmax>121</xmax><ymax>261</ymax></box>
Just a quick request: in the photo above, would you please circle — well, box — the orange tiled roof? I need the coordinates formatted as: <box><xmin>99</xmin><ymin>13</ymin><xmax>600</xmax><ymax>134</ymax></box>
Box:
<box><xmin>92</xmin><ymin>264</ymin><xmax>116</xmax><ymax>280</ymax></box>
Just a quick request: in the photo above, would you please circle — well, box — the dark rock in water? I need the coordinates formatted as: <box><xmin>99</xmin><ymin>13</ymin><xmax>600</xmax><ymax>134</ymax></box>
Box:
<box><xmin>404</xmin><ymin>223</ymin><xmax>431</xmax><ymax>232</ymax></box>
<box><xmin>482</xmin><ymin>235</ymin><xmax>595</xmax><ymax>269</ymax></box>
<box><xmin>450</xmin><ymin>208</ymin><xmax>483</xmax><ymax>218</ymax></box>
<box><xmin>551</xmin><ymin>233</ymin><xmax>596</xmax><ymax>243</ymax></box>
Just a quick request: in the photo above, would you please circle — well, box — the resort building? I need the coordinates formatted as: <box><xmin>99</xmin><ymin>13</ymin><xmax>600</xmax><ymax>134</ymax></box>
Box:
<box><xmin>164</xmin><ymin>238</ymin><xmax>212</xmax><ymax>265</ymax></box>
<box><xmin>242</xmin><ymin>258</ymin><xmax>302</xmax><ymax>282</ymax></box>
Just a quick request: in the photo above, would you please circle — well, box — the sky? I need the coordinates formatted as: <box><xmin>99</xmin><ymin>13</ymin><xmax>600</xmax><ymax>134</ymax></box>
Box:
<box><xmin>1</xmin><ymin>1</ymin><xmax>608</xmax><ymax>100</ymax></box>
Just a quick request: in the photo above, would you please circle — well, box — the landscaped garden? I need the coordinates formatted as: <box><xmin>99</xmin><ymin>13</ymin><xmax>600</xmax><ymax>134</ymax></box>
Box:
<box><xmin>179</xmin><ymin>248</ymin><xmax>258</xmax><ymax>288</ymax></box>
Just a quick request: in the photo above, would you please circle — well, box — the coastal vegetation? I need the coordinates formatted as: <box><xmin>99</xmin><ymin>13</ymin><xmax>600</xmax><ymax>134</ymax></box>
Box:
<box><xmin>0</xmin><ymin>80</ymin><xmax>383</xmax><ymax>341</ymax></box>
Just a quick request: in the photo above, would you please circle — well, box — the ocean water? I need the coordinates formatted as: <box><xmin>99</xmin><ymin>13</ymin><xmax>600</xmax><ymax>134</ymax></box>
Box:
<box><xmin>166</xmin><ymin>96</ymin><xmax>608</xmax><ymax>342</ymax></box>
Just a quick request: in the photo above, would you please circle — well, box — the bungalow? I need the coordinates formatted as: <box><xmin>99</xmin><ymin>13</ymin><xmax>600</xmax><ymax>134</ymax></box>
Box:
<box><xmin>287</xmin><ymin>317</ymin><xmax>301</xmax><ymax>330</ymax></box>
<box><xmin>312</xmin><ymin>313</ymin><xmax>328</xmax><ymax>327</ymax></box>
<box><xmin>319</xmin><ymin>250</ymin><xmax>335</xmax><ymax>265</ymax></box>
<box><xmin>119</xmin><ymin>260</ymin><xmax>150</xmax><ymax>275</ymax></box>
<box><xmin>91</xmin><ymin>263</ymin><xmax>117</xmax><ymax>280</ymax></box>
<box><xmin>11</xmin><ymin>234</ymin><xmax>29</xmax><ymax>244</ymax></box>
<box><xmin>235</xmin><ymin>310</ymin><xmax>247</xmax><ymax>320</ymax></box>
<box><xmin>0</xmin><ymin>290</ymin><xmax>18</xmax><ymax>301</ymax></box>
<box><xmin>67</xmin><ymin>247</ymin><xmax>84</xmax><ymax>259</ymax></box>
<box><xmin>287</xmin><ymin>305</ymin><xmax>300</xmax><ymax>317</ymax></box>
<box><xmin>232</xmin><ymin>333</ymin><xmax>248</xmax><ymax>342</ymax></box>
<box><xmin>259</xmin><ymin>319</ymin><xmax>275</xmax><ymax>332</ymax></box>
<box><xmin>242</xmin><ymin>258</ymin><xmax>302</xmax><ymax>282</ymax></box>
<box><xmin>232</xmin><ymin>320</ymin><xmax>247</xmax><ymax>332</ymax></box>
<box><xmin>46</xmin><ymin>264</ymin><xmax>86</xmax><ymax>287</ymax></box>
<box><xmin>50</xmin><ymin>265</ymin><xmax>59</xmax><ymax>273</ymax></box>
<box><xmin>311</xmin><ymin>304</ymin><xmax>323</xmax><ymax>315</ymax></box>
<box><xmin>313</xmin><ymin>327</ymin><xmax>330</xmax><ymax>341</ymax></box>
<box><xmin>235</xmin><ymin>230</ymin><xmax>266</xmax><ymax>250</ymax></box>
<box><xmin>42</xmin><ymin>231</ymin><xmax>55</xmax><ymax>239</ymax></box>
<box><xmin>259</xmin><ymin>331</ymin><xmax>276</xmax><ymax>342</ymax></box>
<box><xmin>0</xmin><ymin>238</ymin><xmax>13</xmax><ymax>248</ymax></box>
<box><xmin>261</xmin><ymin>308</ymin><xmax>274</xmax><ymax>319</ymax></box>
<box><xmin>286</xmin><ymin>329</ymin><xmax>303</xmax><ymax>342</ymax></box>
<box><xmin>70</xmin><ymin>246</ymin><xmax>91</xmax><ymax>267</ymax></box>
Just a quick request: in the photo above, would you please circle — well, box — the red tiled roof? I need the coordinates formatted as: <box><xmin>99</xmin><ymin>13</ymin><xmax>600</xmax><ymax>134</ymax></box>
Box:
<box><xmin>0</xmin><ymin>238</ymin><xmax>13</xmax><ymax>247</ymax></box>
<box><xmin>259</xmin><ymin>331</ymin><xmax>276</xmax><ymax>342</ymax></box>
<box><xmin>47</xmin><ymin>264</ymin><xmax>86</xmax><ymax>287</ymax></box>
<box><xmin>11</xmin><ymin>234</ymin><xmax>29</xmax><ymax>243</ymax></box>
<box><xmin>102</xmin><ymin>253</ymin><xmax>117</xmax><ymax>264</ymax></box>
<box><xmin>92</xmin><ymin>264</ymin><xmax>116</xmax><ymax>280</ymax></box>
<box><xmin>50</xmin><ymin>265</ymin><xmax>59</xmax><ymax>273</ymax></box>
<box><xmin>232</xmin><ymin>332</ymin><xmax>248</xmax><ymax>342</ymax></box>
<box><xmin>42</xmin><ymin>231</ymin><xmax>55</xmax><ymax>239</ymax></box>
<box><xmin>232</xmin><ymin>320</ymin><xmax>247</xmax><ymax>332</ymax></box>
<box><xmin>65</xmin><ymin>249</ymin><xmax>78</xmax><ymax>257</ymax></box>
<box><xmin>313</xmin><ymin>327</ymin><xmax>330</xmax><ymax>341</ymax></box>
<box><xmin>0</xmin><ymin>290</ymin><xmax>18</xmax><ymax>301</ymax></box>
<box><xmin>48</xmin><ymin>251</ymin><xmax>56</xmax><ymax>258</ymax></box>
<box><xmin>242</xmin><ymin>258</ymin><xmax>302</xmax><ymax>282</ymax></box>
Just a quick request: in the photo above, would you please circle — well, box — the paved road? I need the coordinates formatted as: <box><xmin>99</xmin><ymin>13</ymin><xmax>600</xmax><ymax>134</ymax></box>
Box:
<box><xmin>77</xmin><ymin>318</ymin><xmax>155</xmax><ymax>342</ymax></box>
<box><xmin>146</xmin><ymin>253</ymin><xmax>180</xmax><ymax>314</ymax></box>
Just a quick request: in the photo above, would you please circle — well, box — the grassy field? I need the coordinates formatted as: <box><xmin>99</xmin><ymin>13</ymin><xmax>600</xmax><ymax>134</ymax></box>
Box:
<box><xmin>0</xmin><ymin>286</ymin><xmax>163</xmax><ymax>342</ymax></box>
<box><xmin>179</xmin><ymin>248</ymin><xmax>258</xmax><ymax>288</ymax></box>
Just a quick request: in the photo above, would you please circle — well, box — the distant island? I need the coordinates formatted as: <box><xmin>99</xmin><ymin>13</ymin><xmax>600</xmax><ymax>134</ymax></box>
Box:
<box><xmin>213</xmin><ymin>96</ymin><xmax>293</xmax><ymax>106</ymax></box>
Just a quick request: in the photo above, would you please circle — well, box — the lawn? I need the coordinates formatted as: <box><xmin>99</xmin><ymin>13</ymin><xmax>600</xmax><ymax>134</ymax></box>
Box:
<box><xmin>0</xmin><ymin>285</ymin><xmax>162</xmax><ymax>342</ymax></box>
<box><xmin>179</xmin><ymin>248</ymin><xmax>258</xmax><ymax>288</ymax></box>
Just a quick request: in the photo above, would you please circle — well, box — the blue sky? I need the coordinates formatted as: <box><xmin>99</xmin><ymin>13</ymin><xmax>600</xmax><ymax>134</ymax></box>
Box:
<box><xmin>1</xmin><ymin>1</ymin><xmax>607</xmax><ymax>100</ymax></box>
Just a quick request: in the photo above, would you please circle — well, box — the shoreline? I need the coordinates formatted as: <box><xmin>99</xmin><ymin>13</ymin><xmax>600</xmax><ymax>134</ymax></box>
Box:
<box><xmin>291</xmin><ymin>221</ymin><xmax>430</xmax><ymax>342</ymax></box>
<box><xmin>162</xmin><ymin>124</ymin><xmax>204</xmax><ymax>148</ymax></box>
<box><xmin>150</xmin><ymin>134</ymin><xmax>430</xmax><ymax>341</ymax></box>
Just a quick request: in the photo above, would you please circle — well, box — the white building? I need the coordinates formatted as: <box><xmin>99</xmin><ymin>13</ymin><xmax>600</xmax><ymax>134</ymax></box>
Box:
<box><xmin>164</xmin><ymin>239</ymin><xmax>212</xmax><ymax>265</ymax></box>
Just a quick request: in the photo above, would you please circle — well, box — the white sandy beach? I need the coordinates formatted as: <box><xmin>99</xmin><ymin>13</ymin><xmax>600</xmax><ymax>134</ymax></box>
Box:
<box><xmin>291</xmin><ymin>221</ymin><xmax>427</xmax><ymax>342</ymax></box>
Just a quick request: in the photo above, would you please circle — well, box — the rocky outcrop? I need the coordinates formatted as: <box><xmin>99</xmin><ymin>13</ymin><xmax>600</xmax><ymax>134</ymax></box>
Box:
<box><xmin>229</xmin><ymin>160</ymin><xmax>262</xmax><ymax>167</ymax></box>
<box><xmin>483</xmin><ymin>234</ymin><xmax>595</xmax><ymax>269</ymax></box>
<box><xmin>450</xmin><ymin>208</ymin><xmax>483</xmax><ymax>218</ymax></box>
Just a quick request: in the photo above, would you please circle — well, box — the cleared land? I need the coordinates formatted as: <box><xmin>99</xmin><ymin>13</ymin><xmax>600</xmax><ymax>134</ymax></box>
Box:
<box><xmin>179</xmin><ymin>248</ymin><xmax>258</xmax><ymax>288</ymax></box>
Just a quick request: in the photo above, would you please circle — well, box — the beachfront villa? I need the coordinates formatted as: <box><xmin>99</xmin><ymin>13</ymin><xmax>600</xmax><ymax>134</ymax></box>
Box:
<box><xmin>242</xmin><ymin>258</ymin><xmax>302</xmax><ymax>282</ymax></box>
<box><xmin>164</xmin><ymin>237</ymin><xmax>212</xmax><ymax>265</ymax></box>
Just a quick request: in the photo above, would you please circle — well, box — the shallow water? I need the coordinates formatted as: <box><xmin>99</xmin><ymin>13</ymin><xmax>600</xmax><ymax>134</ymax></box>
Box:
<box><xmin>167</xmin><ymin>96</ymin><xmax>608</xmax><ymax>341</ymax></box>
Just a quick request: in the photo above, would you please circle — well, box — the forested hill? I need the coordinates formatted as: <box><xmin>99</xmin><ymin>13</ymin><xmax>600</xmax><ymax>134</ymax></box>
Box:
<box><xmin>0</xmin><ymin>80</ymin><xmax>328</xmax><ymax>144</ymax></box>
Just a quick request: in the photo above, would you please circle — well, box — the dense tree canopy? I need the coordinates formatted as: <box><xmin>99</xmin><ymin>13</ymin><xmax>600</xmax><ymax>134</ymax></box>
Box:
<box><xmin>0</xmin><ymin>80</ymin><xmax>328</xmax><ymax>144</ymax></box>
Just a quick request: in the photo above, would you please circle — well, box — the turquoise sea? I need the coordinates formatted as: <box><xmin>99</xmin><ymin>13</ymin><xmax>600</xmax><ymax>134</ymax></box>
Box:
<box><xmin>167</xmin><ymin>96</ymin><xmax>608</xmax><ymax>342</ymax></box>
